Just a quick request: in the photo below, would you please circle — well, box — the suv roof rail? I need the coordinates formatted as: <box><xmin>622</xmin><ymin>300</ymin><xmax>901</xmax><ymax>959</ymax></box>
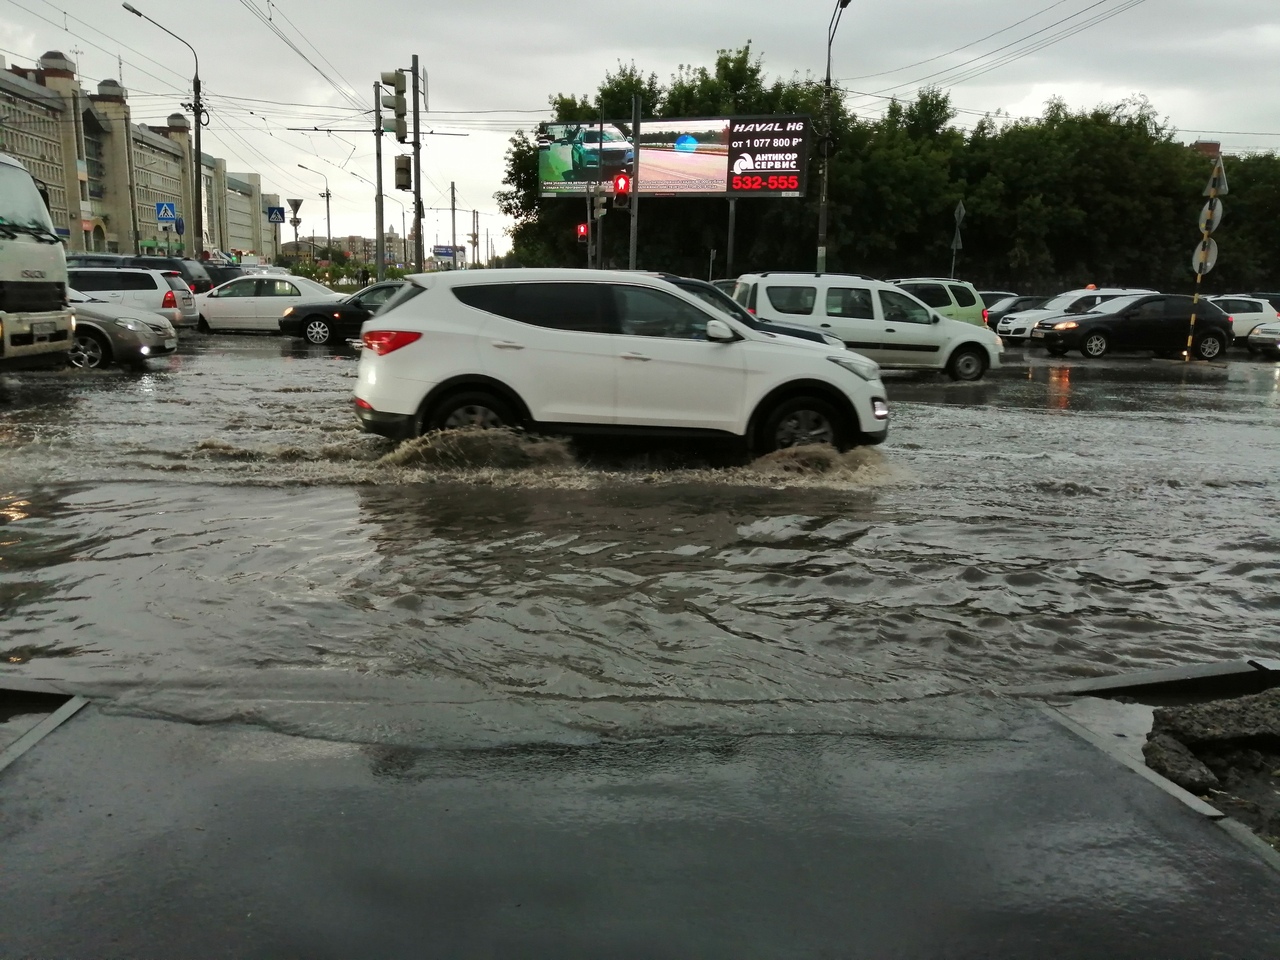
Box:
<box><xmin>757</xmin><ymin>271</ymin><xmax>876</xmax><ymax>280</ymax></box>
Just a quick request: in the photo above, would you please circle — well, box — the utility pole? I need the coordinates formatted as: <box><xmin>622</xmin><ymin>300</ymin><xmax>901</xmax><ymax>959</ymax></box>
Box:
<box><xmin>470</xmin><ymin>209</ymin><xmax>479</xmax><ymax>267</ymax></box>
<box><xmin>817</xmin><ymin>0</ymin><xmax>853</xmax><ymax>274</ymax></box>
<box><xmin>450</xmin><ymin>181</ymin><xmax>457</xmax><ymax>270</ymax></box>
<box><xmin>374</xmin><ymin>82</ymin><xmax>385</xmax><ymax>281</ymax></box>
<box><xmin>628</xmin><ymin>94</ymin><xmax>641</xmax><ymax>270</ymax></box>
<box><xmin>411</xmin><ymin>54</ymin><xmax>424</xmax><ymax>272</ymax></box>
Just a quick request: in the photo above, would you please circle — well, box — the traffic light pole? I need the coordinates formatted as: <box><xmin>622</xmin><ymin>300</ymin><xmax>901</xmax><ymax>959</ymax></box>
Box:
<box><xmin>412</xmin><ymin>54</ymin><xmax>424</xmax><ymax>272</ymax></box>
<box><xmin>726</xmin><ymin>198</ymin><xmax>737</xmax><ymax>279</ymax></box>
<box><xmin>374</xmin><ymin>83</ymin><xmax>385</xmax><ymax>282</ymax></box>
<box><xmin>628</xmin><ymin>94</ymin><xmax>640</xmax><ymax>270</ymax></box>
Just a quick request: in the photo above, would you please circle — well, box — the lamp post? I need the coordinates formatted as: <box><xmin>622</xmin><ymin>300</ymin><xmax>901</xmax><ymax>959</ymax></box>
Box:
<box><xmin>383</xmin><ymin>194</ymin><xmax>408</xmax><ymax>265</ymax></box>
<box><xmin>122</xmin><ymin>2</ymin><xmax>204</xmax><ymax>258</ymax></box>
<box><xmin>817</xmin><ymin>0</ymin><xmax>852</xmax><ymax>275</ymax></box>
<box><xmin>297</xmin><ymin>164</ymin><xmax>332</xmax><ymax>261</ymax></box>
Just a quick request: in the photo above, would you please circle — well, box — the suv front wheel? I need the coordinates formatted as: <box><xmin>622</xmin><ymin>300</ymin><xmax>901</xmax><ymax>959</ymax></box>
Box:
<box><xmin>759</xmin><ymin>396</ymin><xmax>848</xmax><ymax>453</ymax></box>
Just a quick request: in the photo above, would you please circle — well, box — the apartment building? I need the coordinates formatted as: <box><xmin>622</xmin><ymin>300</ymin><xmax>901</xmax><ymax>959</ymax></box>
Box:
<box><xmin>1</xmin><ymin>51</ymin><xmax>279</xmax><ymax>261</ymax></box>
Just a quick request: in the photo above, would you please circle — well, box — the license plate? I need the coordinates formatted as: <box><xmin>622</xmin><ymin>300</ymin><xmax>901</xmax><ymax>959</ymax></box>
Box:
<box><xmin>164</xmin><ymin>338</ymin><xmax>177</xmax><ymax>349</ymax></box>
<box><xmin>1031</xmin><ymin>330</ymin><xmax>1046</xmax><ymax>338</ymax></box>
<box><xmin>32</xmin><ymin>321</ymin><xmax>56</xmax><ymax>335</ymax></box>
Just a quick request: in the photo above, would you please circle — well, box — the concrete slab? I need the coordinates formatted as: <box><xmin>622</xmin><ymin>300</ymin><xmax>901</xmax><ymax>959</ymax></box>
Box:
<box><xmin>2</xmin><ymin>702</ymin><xmax>1278</xmax><ymax>959</ymax></box>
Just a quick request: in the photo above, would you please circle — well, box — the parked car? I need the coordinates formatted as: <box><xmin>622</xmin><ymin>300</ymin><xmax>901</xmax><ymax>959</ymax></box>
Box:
<box><xmin>984</xmin><ymin>295</ymin><xmax>1047</xmax><ymax>331</ymax></box>
<box><xmin>890</xmin><ymin>278</ymin><xmax>986</xmax><ymax>326</ymax></box>
<box><xmin>978</xmin><ymin>290</ymin><xmax>1018</xmax><ymax>308</ymax></box>
<box><xmin>1246</xmin><ymin>320</ymin><xmax>1280</xmax><ymax>358</ymax></box>
<box><xmin>711</xmin><ymin>279</ymin><xmax>738</xmax><ymax>295</ymax></box>
<box><xmin>1032</xmin><ymin>294</ymin><xmax>1231</xmax><ymax>360</ymax></box>
<box><xmin>997</xmin><ymin>287</ymin><xmax>1157</xmax><ymax>344</ymax></box>
<box><xmin>67</xmin><ymin>288</ymin><xmax>177</xmax><ymax>369</ymax></box>
<box><xmin>131</xmin><ymin>256</ymin><xmax>214</xmax><ymax>294</ymax></box>
<box><xmin>659</xmin><ymin>275</ymin><xmax>844</xmax><ymax>348</ymax></box>
<box><xmin>66</xmin><ymin>253</ymin><xmax>215</xmax><ymax>294</ymax></box>
<box><xmin>354</xmin><ymin>268</ymin><xmax>889</xmax><ymax>452</ymax></box>
<box><xmin>732</xmin><ymin>272</ymin><xmax>1002</xmax><ymax>381</ymax></box>
<box><xmin>279</xmin><ymin>281</ymin><xmax>405</xmax><ymax>344</ymax></box>
<box><xmin>1206</xmin><ymin>295</ymin><xmax>1278</xmax><ymax>345</ymax></box>
<box><xmin>196</xmin><ymin>275</ymin><xmax>345</xmax><ymax>332</ymax></box>
<box><xmin>67</xmin><ymin>266</ymin><xmax>197</xmax><ymax>328</ymax></box>
<box><xmin>202</xmin><ymin>262</ymin><xmax>247</xmax><ymax>289</ymax></box>
<box><xmin>1248</xmin><ymin>292</ymin><xmax>1280</xmax><ymax>313</ymax></box>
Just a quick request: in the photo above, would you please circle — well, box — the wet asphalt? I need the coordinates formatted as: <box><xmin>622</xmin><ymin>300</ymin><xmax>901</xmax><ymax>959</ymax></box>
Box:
<box><xmin>4</xmin><ymin>335</ymin><xmax>1280</xmax><ymax>955</ymax></box>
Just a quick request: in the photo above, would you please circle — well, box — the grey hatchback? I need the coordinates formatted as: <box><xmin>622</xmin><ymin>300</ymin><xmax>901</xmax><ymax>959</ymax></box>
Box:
<box><xmin>67</xmin><ymin>289</ymin><xmax>178</xmax><ymax>369</ymax></box>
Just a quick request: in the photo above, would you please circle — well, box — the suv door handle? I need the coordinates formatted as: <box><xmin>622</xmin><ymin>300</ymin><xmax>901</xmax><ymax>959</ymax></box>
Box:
<box><xmin>491</xmin><ymin>340</ymin><xmax>525</xmax><ymax>350</ymax></box>
<box><xmin>885</xmin><ymin>328</ymin><xmax>897</xmax><ymax>333</ymax></box>
<box><xmin>622</xmin><ymin>352</ymin><xmax>651</xmax><ymax>361</ymax></box>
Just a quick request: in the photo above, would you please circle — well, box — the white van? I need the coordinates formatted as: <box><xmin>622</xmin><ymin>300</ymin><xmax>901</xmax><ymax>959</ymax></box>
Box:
<box><xmin>0</xmin><ymin>153</ymin><xmax>74</xmax><ymax>369</ymax></box>
<box><xmin>731</xmin><ymin>272</ymin><xmax>1003</xmax><ymax>381</ymax></box>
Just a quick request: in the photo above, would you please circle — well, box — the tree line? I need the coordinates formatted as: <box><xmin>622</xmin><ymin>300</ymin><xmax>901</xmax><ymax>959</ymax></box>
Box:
<box><xmin>497</xmin><ymin>46</ymin><xmax>1280</xmax><ymax>295</ymax></box>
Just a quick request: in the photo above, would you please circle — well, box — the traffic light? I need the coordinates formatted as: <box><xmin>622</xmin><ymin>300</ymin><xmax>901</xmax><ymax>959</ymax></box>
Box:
<box><xmin>380</xmin><ymin>70</ymin><xmax>407</xmax><ymax>142</ymax></box>
<box><xmin>394</xmin><ymin>155</ymin><xmax>411</xmax><ymax>191</ymax></box>
<box><xmin>593</xmin><ymin>194</ymin><xmax>607</xmax><ymax>220</ymax></box>
<box><xmin>612</xmin><ymin>172</ymin><xmax>631</xmax><ymax>209</ymax></box>
<box><xmin>576</xmin><ymin>222</ymin><xmax>589</xmax><ymax>243</ymax></box>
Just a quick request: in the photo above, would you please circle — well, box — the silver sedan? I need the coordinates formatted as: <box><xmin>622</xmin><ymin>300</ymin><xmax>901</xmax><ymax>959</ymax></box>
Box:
<box><xmin>68</xmin><ymin>289</ymin><xmax>178</xmax><ymax>370</ymax></box>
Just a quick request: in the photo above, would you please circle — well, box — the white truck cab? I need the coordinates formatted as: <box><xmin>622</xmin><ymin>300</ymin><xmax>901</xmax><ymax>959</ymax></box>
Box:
<box><xmin>0</xmin><ymin>152</ymin><xmax>73</xmax><ymax>369</ymax></box>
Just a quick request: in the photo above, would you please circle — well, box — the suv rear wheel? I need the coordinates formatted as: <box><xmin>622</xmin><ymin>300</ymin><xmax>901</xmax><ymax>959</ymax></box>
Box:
<box><xmin>759</xmin><ymin>396</ymin><xmax>848</xmax><ymax>453</ymax></box>
<box><xmin>425</xmin><ymin>390</ymin><xmax>514</xmax><ymax>434</ymax></box>
<box><xmin>1193</xmin><ymin>330</ymin><xmax>1225</xmax><ymax>361</ymax></box>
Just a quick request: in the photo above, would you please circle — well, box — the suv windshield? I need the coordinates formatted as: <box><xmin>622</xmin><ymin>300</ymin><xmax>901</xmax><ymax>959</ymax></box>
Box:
<box><xmin>581</xmin><ymin>131</ymin><xmax>624</xmax><ymax>143</ymax></box>
<box><xmin>0</xmin><ymin>162</ymin><xmax>56</xmax><ymax>232</ymax></box>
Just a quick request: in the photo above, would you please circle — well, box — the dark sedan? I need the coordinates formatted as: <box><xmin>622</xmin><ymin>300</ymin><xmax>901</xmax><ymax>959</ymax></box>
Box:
<box><xmin>279</xmin><ymin>281</ymin><xmax>405</xmax><ymax>344</ymax></box>
<box><xmin>985</xmin><ymin>294</ymin><xmax>1046</xmax><ymax>330</ymax></box>
<box><xmin>1032</xmin><ymin>293</ymin><xmax>1231</xmax><ymax>360</ymax></box>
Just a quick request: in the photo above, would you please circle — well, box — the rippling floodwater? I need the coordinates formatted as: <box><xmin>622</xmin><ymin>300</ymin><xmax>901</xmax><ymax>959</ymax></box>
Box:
<box><xmin>2</xmin><ymin>336</ymin><xmax>1279</xmax><ymax>745</ymax></box>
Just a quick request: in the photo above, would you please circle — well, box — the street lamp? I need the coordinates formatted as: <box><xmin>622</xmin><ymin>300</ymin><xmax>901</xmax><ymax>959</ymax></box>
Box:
<box><xmin>297</xmin><ymin>164</ymin><xmax>332</xmax><ymax>261</ymax></box>
<box><xmin>817</xmin><ymin>0</ymin><xmax>853</xmax><ymax>275</ymax></box>
<box><xmin>383</xmin><ymin>193</ymin><xmax>409</xmax><ymax>266</ymax></box>
<box><xmin>122</xmin><ymin>2</ymin><xmax>204</xmax><ymax>258</ymax></box>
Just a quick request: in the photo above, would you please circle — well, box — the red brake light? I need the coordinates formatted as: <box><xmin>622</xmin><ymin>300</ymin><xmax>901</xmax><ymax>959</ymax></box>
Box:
<box><xmin>354</xmin><ymin>397</ymin><xmax>373</xmax><ymax>410</ymax></box>
<box><xmin>161</xmin><ymin>290</ymin><xmax>177</xmax><ymax>309</ymax></box>
<box><xmin>362</xmin><ymin>330</ymin><xmax>422</xmax><ymax>355</ymax></box>
<box><xmin>1227</xmin><ymin>315</ymin><xmax>1234</xmax><ymax>324</ymax></box>
<box><xmin>189</xmin><ymin>283</ymin><xmax>197</xmax><ymax>292</ymax></box>
<box><xmin>982</xmin><ymin>308</ymin><xmax>989</xmax><ymax>321</ymax></box>
<box><xmin>747</xmin><ymin>307</ymin><xmax>756</xmax><ymax>315</ymax></box>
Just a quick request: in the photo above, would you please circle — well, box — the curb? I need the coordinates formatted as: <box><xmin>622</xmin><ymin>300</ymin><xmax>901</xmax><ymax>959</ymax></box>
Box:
<box><xmin>0</xmin><ymin>696</ymin><xmax>89</xmax><ymax>777</ymax></box>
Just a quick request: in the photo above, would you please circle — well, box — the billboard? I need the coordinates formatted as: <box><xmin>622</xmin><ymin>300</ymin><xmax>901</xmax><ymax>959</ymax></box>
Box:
<box><xmin>538</xmin><ymin>115</ymin><xmax>809</xmax><ymax>198</ymax></box>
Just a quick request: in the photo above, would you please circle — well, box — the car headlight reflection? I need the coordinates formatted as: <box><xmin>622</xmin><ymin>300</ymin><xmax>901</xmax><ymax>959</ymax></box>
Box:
<box><xmin>112</xmin><ymin>318</ymin><xmax>148</xmax><ymax>332</ymax></box>
<box><xmin>1052</xmin><ymin>320</ymin><xmax>1079</xmax><ymax>331</ymax></box>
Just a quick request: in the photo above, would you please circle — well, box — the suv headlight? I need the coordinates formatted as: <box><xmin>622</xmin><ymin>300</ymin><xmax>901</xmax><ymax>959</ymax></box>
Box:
<box><xmin>112</xmin><ymin>318</ymin><xmax>148</xmax><ymax>332</ymax></box>
<box><xmin>829</xmin><ymin>355</ymin><xmax>880</xmax><ymax>381</ymax></box>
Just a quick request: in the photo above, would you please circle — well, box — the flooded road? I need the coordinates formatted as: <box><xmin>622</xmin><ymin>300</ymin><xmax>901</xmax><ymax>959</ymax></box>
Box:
<box><xmin>2</xmin><ymin>335</ymin><xmax>1279</xmax><ymax>745</ymax></box>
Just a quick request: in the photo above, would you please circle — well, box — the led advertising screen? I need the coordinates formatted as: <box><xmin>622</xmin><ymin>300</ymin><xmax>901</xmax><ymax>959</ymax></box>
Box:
<box><xmin>538</xmin><ymin>115</ymin><xmax>809</xmax><ymax>198</ymax></box>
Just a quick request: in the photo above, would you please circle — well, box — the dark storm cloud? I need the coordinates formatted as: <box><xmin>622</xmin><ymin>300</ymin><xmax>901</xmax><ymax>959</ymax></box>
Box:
<box><xmin>3</xmin><ymin>0</ymin><xmax>1277</xmax><ymax>239</ymax></box>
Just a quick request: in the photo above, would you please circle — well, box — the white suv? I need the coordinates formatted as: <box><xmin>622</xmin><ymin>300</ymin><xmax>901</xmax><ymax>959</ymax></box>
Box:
<box><xmin>731</xmin><ymin>273</ymin><xmax>1003</xmax><ymax>380</ymax></box>
<box><xmin>354</xmin><ymin>269</ymin><xmax>889</xmax><ymax>452</ymax></box>
<box><xmin>1207</xmin><ymin>295</ymin><xmax>1279</xmax><ymax>344</ymax></box>
<box><xmin>66</xmin><ymin>266</ymin><xmax>197</xmax><ymax>327</ymax></box>
<box><xmin>996</xmin><ymin>287</ymin><xmax>1156</xmax><ymax>344</ymax></box>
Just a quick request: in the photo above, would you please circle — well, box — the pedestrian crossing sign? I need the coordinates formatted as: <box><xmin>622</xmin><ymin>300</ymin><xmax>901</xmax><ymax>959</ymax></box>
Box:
<box><xmin>267</xmin><ymin>206</ymin><xmax>286</xmax><ymax>223</ymax></box>
<box><xmin>155</xmin><ymin>202</ymin><xmax>176</xmax><ymax>222</ymax></box>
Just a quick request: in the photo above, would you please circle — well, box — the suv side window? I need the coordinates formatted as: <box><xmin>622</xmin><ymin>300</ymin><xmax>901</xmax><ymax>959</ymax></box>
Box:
<box><xmin>879</xmin><ymin>289</ymin><xmax>932</xmax><ymax>324</ymax></box>
<box><xmin>948</xmin><ymin>284</ymin><xmax>977</xmax><ymax>307</ymax></box>
<box><xmin>453</xmin><ymin>282</ymin><xmax>612</xmax><ymax>333</ymax></box>
<box><xmin>69</xmin><ymin>271</ymin><xmax>118</xmax><ymax>291</ymax></box>
<box><xmin>898</xmin><ymin>283</ymin><xmax>950</xmax><ymax>308</ymax></box>
<box><xmin>825</xmin><ymin>287</ymin><xmax>874</xmax><ymax>319</ymax></box>
<box><xmin>119</xmin><ymin>272</ymin><xmax>157</xmax><ymax>290</ymax></box>
<box><xmin>1134</xmin><ymin>298</ymin><xmax>1165</xmax><ymax>320</ymax></box>
<box><xmin>764</xmin><ymin>285</ymin><xmax>816</xmax><ymax>315</ymax></box>
<box><xmin>614</xmin><ymin>285</ymin><xmax>710</xmax><ymax>339</ymax></box>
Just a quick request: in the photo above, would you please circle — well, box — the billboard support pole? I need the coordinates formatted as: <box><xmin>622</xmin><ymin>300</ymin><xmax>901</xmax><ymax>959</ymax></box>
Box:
<box><xmin>628</xmin><ymin>94</ymin><xmax>641</xmax><ymax>270</ymax></box>
<box><xmin>726</xmin><ymin>198</ymin><xmax>736</xmax><ymax>279</ymax></box>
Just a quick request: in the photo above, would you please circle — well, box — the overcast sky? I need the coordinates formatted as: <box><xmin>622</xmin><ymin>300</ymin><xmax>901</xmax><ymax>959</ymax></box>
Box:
<box><xmin>2</xmin><ymin>0</ymin><xmax>1277</xmax><ymax>252</ymax></box>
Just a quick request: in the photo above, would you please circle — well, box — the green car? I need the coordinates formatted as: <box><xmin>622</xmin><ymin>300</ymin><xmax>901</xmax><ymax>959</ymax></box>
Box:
<box><xmin>890</xmin><ymin>278</ymin><xmax>987</xmax><ymax>326</ymax></box>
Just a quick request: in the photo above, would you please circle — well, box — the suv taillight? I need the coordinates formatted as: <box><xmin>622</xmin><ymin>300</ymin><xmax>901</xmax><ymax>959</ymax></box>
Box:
<box><xmin>982</xmin><ymin>308</ymin><xmax>989</xmax><ymax>322</ymax></box>
<box><xmin>162</xmin><ymin>290</ymin><xmax>177</xmax><ymax>309</ymax></box>
<box><xmin>363</xmin><ymin>330</ymin><xmax>422</xmax><ymax>355</ymax></box>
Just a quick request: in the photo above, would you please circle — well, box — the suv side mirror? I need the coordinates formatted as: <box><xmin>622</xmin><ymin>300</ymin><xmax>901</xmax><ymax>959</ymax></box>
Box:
<box><xmin>706</xmin><ymin>318</ymin><xmax>736</xmax><ymax>342</ymax></box>
<box><xmin>931</xmin><ymin>314</ymin><xmax>941</xmax><ymax>324</ymax></box>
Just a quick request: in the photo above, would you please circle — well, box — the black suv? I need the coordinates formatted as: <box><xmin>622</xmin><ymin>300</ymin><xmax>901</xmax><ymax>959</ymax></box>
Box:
<box><xmin>65</xmin><ymin>253</ymin><xmax>214</xmax><ymax>294</ymax></box>
<box><xmin>1033</xmin><ymin>293</ymin><xmax>1231</xmax><ymax>360</ymax></box>
<box><xmin>202</xmin><ymin>263</ymin><xmax>246</xmax><ymax>289</ymax></box>
<box><xmin>130</xmin><ymin>256</ymin><xmax>213</xmax><ymax>293</ymax></box>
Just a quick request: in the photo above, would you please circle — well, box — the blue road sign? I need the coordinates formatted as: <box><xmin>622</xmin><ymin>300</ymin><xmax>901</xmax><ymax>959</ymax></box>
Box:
<box><xmin>155</xmin><ymin>201</ymin><xmax>176</xmax><ymax>222</ymax></box>
<box><xmin>432</xmin><ymin>245</ymin><xmax>457</xmax><ymax>257</ymax></box>
<box><xmin>267</xmin><ymin>206</ymin><xmax>285</xmax><ymax>223</ymax></box>
<box><xmin>175</xmin><ymin>216</ymin><xmax>185</xmax><ymax>236</ymax></box>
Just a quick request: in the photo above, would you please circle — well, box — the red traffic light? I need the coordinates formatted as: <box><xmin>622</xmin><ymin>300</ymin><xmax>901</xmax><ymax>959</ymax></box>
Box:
<box><xmin>576</xmin><ymin>223</ymin><xmax>589</xmax><ymax>238</ymax></box>
<box><xmin>613</xmin><ymin>173</ymin><xmax>631</xmax><ymax>196</ymax></box>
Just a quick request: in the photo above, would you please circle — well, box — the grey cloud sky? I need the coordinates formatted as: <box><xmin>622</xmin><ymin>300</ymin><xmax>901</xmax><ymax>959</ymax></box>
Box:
<box><xmin>2</xmin><ymin>0</ymin><xmax>1277</xmax><ymax>250</ymax></box>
